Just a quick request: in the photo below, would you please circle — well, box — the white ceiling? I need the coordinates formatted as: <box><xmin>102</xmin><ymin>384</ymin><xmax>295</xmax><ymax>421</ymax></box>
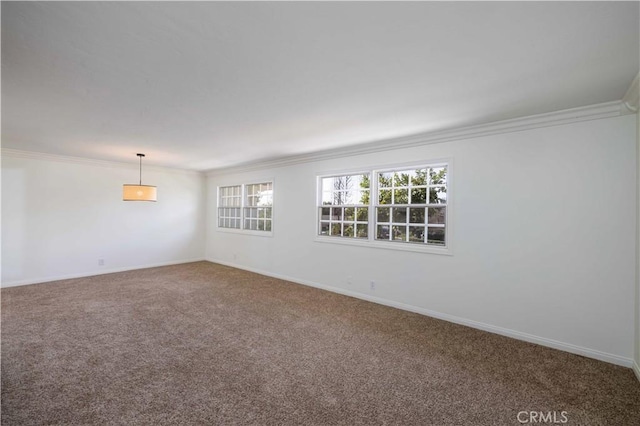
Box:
<box><xmin>2</xmin><ymin>1</ymin><xmax>638</xmax><ymax>171</ymax></box>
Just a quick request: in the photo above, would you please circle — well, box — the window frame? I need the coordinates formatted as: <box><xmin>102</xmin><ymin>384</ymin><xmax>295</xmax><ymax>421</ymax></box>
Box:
<box><xmin>315</xmin><ymin>160</ymin><xmax>452</xmax><ymax>255</ymax></box>
<box><xmin>216</xmin><ymin>180</ymin><xmax>274</xmax><ymax>237</ymax></box>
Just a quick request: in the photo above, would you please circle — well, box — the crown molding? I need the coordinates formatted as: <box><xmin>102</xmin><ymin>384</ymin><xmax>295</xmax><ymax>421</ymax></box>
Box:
<box><xmin>622</xmin><ymin>72</ymin><xmax>639</xmax><ymax>114</ymax></box>
<box><xmin>0</xmin><ymin>148</ymin><xmax>204</xmax><ymax>176</ymax></box>
<box><xmin>206</xmin><ymin>100</ymin><xmax>624</xmax><ymax>176</ymax></box>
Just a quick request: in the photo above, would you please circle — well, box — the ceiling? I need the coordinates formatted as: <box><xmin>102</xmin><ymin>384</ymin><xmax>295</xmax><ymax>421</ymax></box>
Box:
<box><xmin>2</xmin><ymin>1</ymin><xmax>638</xmax><ymax>171</ymax></box>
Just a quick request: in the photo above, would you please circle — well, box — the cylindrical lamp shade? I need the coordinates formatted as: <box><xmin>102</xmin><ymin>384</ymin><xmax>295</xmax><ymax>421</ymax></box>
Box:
<box><xmin>123</xmin><ymin>184</ymin><xmax>157</xmax><ymax>201</ymax></box>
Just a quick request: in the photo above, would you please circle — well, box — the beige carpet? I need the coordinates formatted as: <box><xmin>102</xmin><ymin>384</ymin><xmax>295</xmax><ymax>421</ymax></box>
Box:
<box><xmin>2</xmin><ymin>261</ymin><xmax>639</xmax><ymax>425</ymax></box>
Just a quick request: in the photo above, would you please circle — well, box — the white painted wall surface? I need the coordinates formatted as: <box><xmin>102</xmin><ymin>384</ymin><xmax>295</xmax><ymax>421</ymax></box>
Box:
<box><xmin>207</xmin><ymin>115</ymin><xmax>637</xmax><ymax>365</ymax></box>
<box><xmin>1</xmin><ymin>154</ymin><xmax>206</xmax><ymax>286</ymax></box>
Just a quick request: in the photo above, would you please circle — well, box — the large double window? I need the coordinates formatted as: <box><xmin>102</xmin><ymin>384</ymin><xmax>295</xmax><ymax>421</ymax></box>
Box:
<box><xmin>218</xmin><ymin>182</ymin><xmax>273</xmax><ymax>233</ymax></box>
<box><xmin>317</xmin><ymin>162</ymin><xmax>449</xmax><ymax>251</ymax></box>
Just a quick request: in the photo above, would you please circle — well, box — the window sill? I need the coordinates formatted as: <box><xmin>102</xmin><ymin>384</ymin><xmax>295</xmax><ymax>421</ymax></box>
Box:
<box><xmin>314</xmin><ymin>235</ymin><xmax>452</xmax><ymax>255</ymax></box>
<box><xmin>217</xmin><ymin>227</ymin><xmax>273</xmax><ymax>238</ymax></box>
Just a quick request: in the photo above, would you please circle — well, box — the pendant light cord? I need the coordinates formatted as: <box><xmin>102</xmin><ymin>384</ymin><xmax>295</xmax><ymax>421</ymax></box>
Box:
<box><xmin>139</xmin><ymin>155</ymin><xmax>142</xmax><ymax>185</ymax></box>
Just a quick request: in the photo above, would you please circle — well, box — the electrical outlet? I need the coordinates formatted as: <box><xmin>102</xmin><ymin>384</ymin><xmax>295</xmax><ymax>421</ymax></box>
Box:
<box><xmin>98</xmin><ymin>259</ymin><xmax>105</xmax><ymax>266</ymax></box>
<box><xmin>370</xmin><ymin>280</ymin><xmax>376</xmax><ymax>291</ymax></box>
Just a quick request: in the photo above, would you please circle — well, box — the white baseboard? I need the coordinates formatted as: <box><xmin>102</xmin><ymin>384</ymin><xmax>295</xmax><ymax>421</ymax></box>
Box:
<box><xmin>633</xmin><ymin>361</ymin><xmax>640</xmax><ymax>382</ymax></box>
<box><xmin>208</xmin><ymin>258</ymin><xmax>634</xmax><ymax>368</ymax></box>
<box><xmin>1</xmin><ymin>258</ymin><xmax>206</xmax><ymax>288</ymax></box>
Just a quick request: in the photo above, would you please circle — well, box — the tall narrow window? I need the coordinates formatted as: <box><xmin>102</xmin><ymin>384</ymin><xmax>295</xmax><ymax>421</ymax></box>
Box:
<box><xmin>218</xmin><ymin>185</ymin><xmax>242</xmax><ymax>229</ymax></box>
<box><xmin>375</xmin><ymin>166</ymin><xmax>447</xmax><ymax>245</ymax></box>
<box><xmin>318</xmin><ymin>173</ymin><xmax>369</xmax><ymax>238</ymax></box>
<box><xmin>244</xmin><ymin>182</ymin><xmax>273</xmax><ymax>232</ymax></box>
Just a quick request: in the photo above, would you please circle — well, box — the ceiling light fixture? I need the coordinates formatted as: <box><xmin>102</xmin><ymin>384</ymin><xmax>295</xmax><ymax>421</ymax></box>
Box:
<box><xmin>123</xmin><ymin>153</ymin><xmax>157</xmax><ymax>202</ymax></box>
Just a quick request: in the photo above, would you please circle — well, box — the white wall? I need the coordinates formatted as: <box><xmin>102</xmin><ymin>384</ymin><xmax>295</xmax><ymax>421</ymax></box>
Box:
<box><xmin>1</xmin><ymin>153</ymin><xmax>206</xmax><ymax>286</ymax></box>
<box><xmin>207</xmin><ymin>114</ymin><xmax>637</xmax><ymax>366</ymax></box>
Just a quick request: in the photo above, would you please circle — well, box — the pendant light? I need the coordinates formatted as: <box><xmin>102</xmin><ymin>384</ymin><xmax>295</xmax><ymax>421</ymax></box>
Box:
<box><xmin>123</xmin><ymin>153</ymin><xmax>157</xmax><ymax>202</ymax></box>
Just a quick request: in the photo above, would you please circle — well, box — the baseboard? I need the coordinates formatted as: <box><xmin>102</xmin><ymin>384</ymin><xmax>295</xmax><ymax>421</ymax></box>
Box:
<box><xmin>208</xmin><ymin>258</ymin><xmax>634</xmax><ymax>368</ymax></box>
<box><xmin>1</xmin><ymin>258</ymin><xmax>206</xmax><ymax>288</ymax></box>
<box><xmin>633</xmin><ymin>361</ymin><xmax>640</xmax><ymax>382</ymax></box>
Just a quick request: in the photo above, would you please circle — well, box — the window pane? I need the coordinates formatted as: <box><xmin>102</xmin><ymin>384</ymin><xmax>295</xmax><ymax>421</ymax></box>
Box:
<box><xmin>409</xmin><ymin>208</ymin><xmax>425</xmax><ymax>224</ymax></box>
<box><xmin>321</xmin><ymin>207</ymin><xmax>331</xmax><ymax>221</ymax></box>
<box><xmin>321</xmin><ymin>174</ymin><xmax>370</xmax><ymax>206</ymax></box>
<box><xmin>429</xmin><ymin>167</ymin><xmax>447</xmax><ymax>185</ymax></box>
<box><xmin>265</xmin><ymin>221</ymin><xmax>272</xmax><ymax>232</ymax></box>
<box><xmin>410</xmin><ymin>188</ymin><xmax>426</xmax><ymax>204</ymax></box>
<box><xmin>331</xmin><ymin>207</ymin><xmax>342</xmax><ymax>221</ymax></box>
<box><xmin>331</xmin><ymin>223</ymin><xmax>342</xmax><ymax>236</ymax></box>
<box><xmin>320</xmin><ymin>222</ymin><xmax>330</xmax><ymax>235</ymax></box>
<box><xmin>392</xmin><ymin>225</ymin><xmax>406</xmax><ymax>241</ymax></box>
<box><xmin>258</xmin><ymin>221</ymin><xmax>265</xmax><ymax>231</ymax></box>
<box><xmin>356</xmin><ymin>224</ymin><xmax>368</xmax><ymax>238</ymax></box>
<box><xmin>377</xmin><ymin>207</ymin><xmax>390</xmax><ymax>223</ymax></box>
<box><xmin>321</xmin><ymin>178</ymin><xmax>333</xmax><ymax>192</ymax></box>
<box><xmin>378</xmin><ymin>173</ymin><xmax>393</xmax><ymax>187</ymax></box>
<box><xmin>394</xmin><ymin>189</ymin><xmax>408</xmax><ymax>204</ymax></box>
<box><xmin>429</xmin><ymin>187</ymin><xmax>447</xmax><ymax>204</ymax></box>
<box><xmin>392</xmin><ymin>207</ymin><xmax>407</xmax><ymax>224</ymax></box>
<box><xmin>245</xmin><ymin>219</ymin><xmax>251</xmax><ymax>229</ymax></box>
<box><xmin>332</xmin><ymin>191</ymin><xmax>346</xmax><ymax>205</ymax></box>
<box><xmin>332</xmin><ymin>176</ymin><xmax>351</xmax><ymax>191</ymax></box>
<box><xmin>259</xmin><ymin>192</ymin><xmax>273</xmax><ymax>207</ymax></box>
<box><xmin>409</xmin><ymin>226</ymin><xmax>424</xmax><ymax>243</ymax></box>
<box><xmin>348</xmin><ymin>190</ymin><xmax>367</xmax><ymax>205</ymax></box>
<box><xmin>344</xmin><ymin>224</ymin><xmax>354</xmax><ymax>237</ymax></box>
<box><xmin>359</xmin><ymin>189</ymin><xmax>370</xmax><ymax>204</ymax></box>
<box><xmin>428</xmin><ymin>207</ymin><xmax>446</xmax><ymax>224</ymax></box>
<box><xmin>379</xmin><ymin>189</ymin><xmax>392</xmax><ymax>204</ymax></box>
<box><xmin>393</xmin><ymin>172</ymin><xmax>410</xmax><ymax>187</ymax></box>
<box><xmin>266</xmin><ymin>208</ymin><xmax>272</xmax><ymax>219</ymax></box>
<box><xmin>376</xmin><ymin>225</ymin><xmax>389</xmax><ymax>240</ymax></box>
<box><xmin>427</xmin><ymin>227</ymin><xmax>446</xmax><ymax>245</ymax></box>
<box><xmin>356</xmin><ymin>207</ymin><xmax>368</xmax><ymax>222</ymax></box>
<box><xmin>411</xmin><ymin>169</ymin><xmax>428</xmax><ymax>186</ymax></box>
<box><xmin>359</xmin><ymin>174</ymin><xmax>370</xmax><ymax>189</ymax></box>
<box><xmin>344</xmin><ymin>207</ymin><xmax>355</xmax><ymax>221</ymax></box>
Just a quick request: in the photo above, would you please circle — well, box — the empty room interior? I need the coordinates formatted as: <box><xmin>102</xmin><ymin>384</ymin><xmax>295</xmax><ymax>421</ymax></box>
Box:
<box><xmin>2</xmin><ymin>1</ymin><xmax>640</xmax><ymax>425</ymax></box>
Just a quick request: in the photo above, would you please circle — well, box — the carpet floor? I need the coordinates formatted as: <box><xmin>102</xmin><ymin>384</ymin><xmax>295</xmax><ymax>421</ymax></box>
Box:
<box><xmin>2</xmin><ymin>261</ymin><xmax>640</xmax><ymax>425</ymax></box>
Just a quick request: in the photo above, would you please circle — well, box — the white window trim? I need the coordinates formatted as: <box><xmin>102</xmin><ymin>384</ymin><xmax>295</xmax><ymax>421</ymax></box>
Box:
<box><xmin>216</xmin><ymin>179</ymin><xmax>275</xmax><ymax>237</ymax></box>
<box><xmin>314</xmin><ymin>159</ymin><xmax>453</xmax><ymax>255</ymax></box>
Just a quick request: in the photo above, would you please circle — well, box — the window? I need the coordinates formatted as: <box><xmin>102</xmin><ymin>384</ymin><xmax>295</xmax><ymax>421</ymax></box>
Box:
<box><xmin>375</xmin><ymin>166</ymin><xmax>446</xmax><ymax>246</ymax></box>
<box><xmin>317</xmin><ymin>163</ymin><xmax>449</xmax><ymax>251</ymax></box>
<box><xmin>319</xmin><ymin>174</ymin><xmax>369</xmax><ymax>238</ymax></box>
<box><xmin>218</xmin><ymin>185</ymin><xmax>241</xmax><ymax>229</ymax></box>
<box><xmin>244</xmin><ymin>182</ymin><xmax>273</xmax><ymax>232</ymax></box>
<box><xmin>217</xmin><ymin>182</ymin><xmax>273</xmax><ymax>233</ymax></box>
